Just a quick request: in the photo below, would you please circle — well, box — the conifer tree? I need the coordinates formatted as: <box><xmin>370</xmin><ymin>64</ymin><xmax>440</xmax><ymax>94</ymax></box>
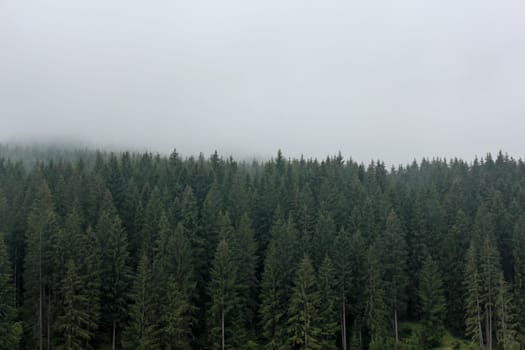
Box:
<box><xmin>511</xmin><ymin>215</ymin><xmax>525</xmax><ymax>341</ymax></box>
<box><xmin>158</xmin><ymin>222</ymin><xmax>196</xmax><ymax>350</ymax></box>
<box><xmin>288</xmin><ymin>254</ymin><xmax>321</xmax><ymax>349</ymax></box>
<box><xmin>378</xmin><ymin>210</ymin><xmax>408</xmax><ymax>344</ymax></box>
<box><xmin>495</xmin><ymin>273</ymin><xmax>518</xmax><ymax>350</ymax></box>
<box><xmin>96</xmin><ymin>193</ymin><xmax>131</xmax><ymax>350</ymax></box>
<box><xmin>55</xmin><ymin>259</ymin><xmax>90</xmax><ymax>350</ymax></box>
<box><xmin>464</xmin><ymin>241</ymin><xmax>483</xmax><ymax>348</ymax></box>
<box><xmin>229</xmin><ymin>214</ymin><xmax>258</xmax><ymax>339</ymax></box>
<box><xmin>208</xmin><ymin>239</ymin><xmax>238</xmax><ymax>350</ymax></box>
<box><xmin>0</xmin><ymin>234</ymin><xmax>22</xmax><ymax>350</ymax></box>
<box><xmin>122</xmin><ymin>254</ymin><xmax>159</xmax><ymax>350</ymax></box>
<box><xmin>23</xmin><ymin>182</ymin><xmax>58</xmax><ymax>350</ymax></box>
<box><xmin>259</xmin><ymin>216</ymin><xmax>299</xmax><ymax>349</ymax></box>
<box><xmin>317</xmin><ymin>256</ymin><xmax>338</xmax><ymax>349</ymax></box>
<box><xmin>365</xmin><ymin>242</ymin><xmax>390</xmax><ymax>347</ymax></box>
<box><xmin>418</xmin><ymin>255</ymin><xmax>446</xmax><ymax>348</ymax></box>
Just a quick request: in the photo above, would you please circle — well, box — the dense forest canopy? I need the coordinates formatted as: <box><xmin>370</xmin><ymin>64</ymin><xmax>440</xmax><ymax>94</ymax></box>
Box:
<box><xmin>1</xmin><ymin>146</ymin><xmax>525</xmax><ymax>350</ymax></box>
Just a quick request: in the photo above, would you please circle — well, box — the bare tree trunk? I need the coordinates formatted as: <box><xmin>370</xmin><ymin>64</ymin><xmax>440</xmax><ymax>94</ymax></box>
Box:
<box><xmin>112</xmin><ymin>320</ymin><xmax>117</xmax><ymax>350</ymax></box>
<box><xmin>221</xmin><ymin>308</ymin><xmax>225</xmax><ymax>350</ymax></box>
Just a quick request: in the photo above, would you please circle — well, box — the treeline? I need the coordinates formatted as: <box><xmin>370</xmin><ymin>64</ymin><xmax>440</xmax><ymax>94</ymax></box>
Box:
<box><xmin>1</xmin><ymin>148</ymin><xmax>525</xmax><ymax>350</ymax></box>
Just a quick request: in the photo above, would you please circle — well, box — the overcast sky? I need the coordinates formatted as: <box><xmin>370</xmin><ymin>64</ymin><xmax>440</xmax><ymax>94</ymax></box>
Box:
<box><xmin>1</xmin><ymin>0</ymin><xmax>524</xmax><ymax>164</ymax></box>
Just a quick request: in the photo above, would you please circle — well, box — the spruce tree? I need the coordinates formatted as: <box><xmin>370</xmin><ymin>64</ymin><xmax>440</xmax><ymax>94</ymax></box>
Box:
<box><xmin>0</xmin><ymin>234</ymin><xmax>22</xmax><ymax>350</ymax></box>
<box><xmin>96</xmin><ymin>193</ymin><xmax>131</xmax><ymax>350</ymax></box>
<box><xmin>418</xmin><ymin>255</ymin><xmax>446</xmax><ymax>348</ymax></box>
<box><xmin>158</xmin><ymin>222</ymin><xmax>196</xmax><ymax>349</ymax></box>
<box><xmin>288</xmin><ymin>254</ymin><xmax>321</xmax><ymax>349</ymax></box>
<box><xmin>55</xmin><ymin>260</ymin><xmax>90</xmax><ymax>350</ymax></box>
<box><xmin>317</xmin><ymin>256</ymin><xmax>338</xmax><ymax>349</ymax></box>
<box><xmin>495</xmin><ymin>273</ymin><xmax>518</xmax><ymax>350</ymax></box>
<box><xmin>365</xmin><ymin>242</ymin><xmax>390</xmax><ymax>347</ymax></box>
<box><xmin>23</xmin><ymin>182</ymin><xmax>57</xmax><ymax>350</ymax></box>
<box><xmin>464</xmin><ymin>241</ymin><xmax>483</xmax><ymax>347</ymax></box>
<box><xmin>259</xmin><ymin>216</ymin><xmax>299</xmax><ymax>348</ymax></box>
<box><xmin>122</xmin><ymin>254</ymin><xmax>159</xmax><ymax>350</ymax></box>
<box><xmin>208</xmin><ymin>239</ymin><xmax>238</xmax><ymax>350</ymax></box>
<box><xmin>378</xmin><ymin>210</ymin><xmax>408</xmax><ymax>344</ymax></box>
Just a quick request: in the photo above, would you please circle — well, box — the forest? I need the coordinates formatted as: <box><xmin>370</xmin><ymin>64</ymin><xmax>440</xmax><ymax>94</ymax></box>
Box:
<box><xmin>1</xmin><ymin>146</ymin><xmax>525</xmax><ymax>350</ymax></box>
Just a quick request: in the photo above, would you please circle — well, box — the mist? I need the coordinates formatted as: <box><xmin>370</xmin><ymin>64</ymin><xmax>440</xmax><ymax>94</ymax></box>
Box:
<box><xmin>1</xmin><ymin>0</ymin><xmax>524</xmax><ymax>165</ymax></box>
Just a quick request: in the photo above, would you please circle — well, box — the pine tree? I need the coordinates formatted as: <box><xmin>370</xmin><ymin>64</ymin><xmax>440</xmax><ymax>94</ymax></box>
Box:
<box><xmin>55</xmin><ymin>260</ymin><xmax>90</xmax><ymax>350</ymax></box>
<box><xmin>208</xmin><ymin>239</ymin><xmax>238</xmax><ymax>350</ymax></box>
<box><xmin>479</xmin><ymin>228</ymin><xmax>501</xmax><ymax>350</ymax></box>
<box><xmin>157</xmin><ymin>222</ymin><xmax>196</xmax><ymax>350</ymax></box>
<box><xmin>288</xmin><ymin>254</ymin><xmax>321</xmax><ymax>349</ymax></box>
<box><xmin>495</xmin><ymin>273</ymin><xmax>518</xmax><ymax>350</ymax></box>
<box><xmin>23</xmin><ymin>182</ymin><xmax>57</xmax><ymax>350</ymax></box>
<box><xmin>229</xmin><ymin>214</ymin><xmax>258</xmax><ymax>340</ymax></box>
<box><xmin>317</xmin><ymin>256</ymin><xmax>338</xmax><ymax>350</ymax></box>
<box><xmin>96</xmin><ymin>194</ymin><xmax>131</xmax><ymax>350</ymax></box>
<box><xmin>464</xmin><ymin>241</ymin><xmax>483</xmax><ymax>347</ymax></box>
<box><xmin>365</xmin><ymin>242</ymin><xmax>390</xmax><ymax>346</ymax></box>
<box><xmin>122</xmin><ymin>254</ymin><xmax>159</xmax><ymax>350</ymax></box>
<box><xmin>378</xmin><ymin>210</ymin><xmax>408</xmax><ymax>344</ymax></box>
<box><xmin>333</xmin><ymin>228</ymin><xmax>352</xmax><ymax>350</ymax></box>
<box><xmin>0</xmin><ymin>234</ymin><xmax>22</xmax><ymax>350</ymax></box>
<box><xmin>418</xmin><ymin>256</ymin><xmax>446</xmax><ymax>349</ymax></box>
<box><xmin>511</xmin><ymin>215</ymin><xmax>525</xmax><ymax>341</ymax></box>
<box><xmin>259</xmin><ymin>216</ymin><xmax>299</xmax><ymax>349</ymax></box>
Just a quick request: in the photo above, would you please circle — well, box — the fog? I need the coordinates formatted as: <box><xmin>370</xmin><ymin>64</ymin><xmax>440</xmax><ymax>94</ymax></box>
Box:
<box><xmin>1</xmin><ymin>0</ymin><xmax>524</xmax><ymax>164</ymax></box>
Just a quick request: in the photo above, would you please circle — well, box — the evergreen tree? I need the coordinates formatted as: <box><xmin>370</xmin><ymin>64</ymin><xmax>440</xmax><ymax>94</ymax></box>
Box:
<box><xmin>122</xmin><ymin>255</ymin><xmax>159</xmax><ymax>350</ymax></box>
<box><xmin>158</xmin><ymin>222</ymin><xmax>196</xmax><ymax>349</ymax></box>
<box><xmin>0</xmin><ymin>234</ymin><xmax>22</xmax><ymax>350</ymax></box>
<box><xmin>464</xmin><ymin>241</ymin><xmax>483</xmax><ymax>348</ymax></box>
<box><xmin>365</xmin><ymin>242</ymin><xmax>390</xmax><ymax>347</ymax></box>
<box><xmin>229</xmin><ymin>214</ymin><xmax>258</xmax><ymax>340</ymax></box>
<box><xmin>288</xmin><ymin>254</ymin><xmax>321</xmax><ymax>349</ymax></box>
<box><xmin>55</xmin><ymin>260</ymin><xmax>90</xmax><ymax>350</ymax></box>
<box><xmin>259</xmin><ymin>216</ymin><xmax>299</xmax><ymax>349</ymax></box>
<box><xmin>511</xmin><ymin>215</ymin><xmax>525</xmax><ymax>342</ymax></box>
<box><xmin>23</xmin><ymin>182</ymin><xmax>58</xmax><ymax>350</ymax></box>
<box><xmin>96</xmin><ymin>195</ymin><xmax>131</xmax><ymax>350</ymax></box>
<box><xmin>378</xmin><ymin>210</ymin><xmax>408</xmax><ymax>344</ymax></box>
<box><xmin>418</xmin><ymin>256</ymin><xmax>446</xmax><ymax>349</ymax></box>
<box><xmin>208</xmin><ymin>239</ymin><xmax>238</xmax><ymax>350</ymax></box>
<box><xmin>495</xmin><ymin>273</ymin><xmax>518</xmax><ymax>350</ymax></box>
<box><xmin>317</xmin><ymin>256</ymin><xmax>338</xmax><ymax>349</ymax></box>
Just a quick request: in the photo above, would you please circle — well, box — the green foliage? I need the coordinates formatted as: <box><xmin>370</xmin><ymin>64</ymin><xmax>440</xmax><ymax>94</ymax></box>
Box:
<box><xmin>0</xmin><ymin>234</ymin><xmax>21</xmax><ymax>350</ymax></box>
<box><xmin>207</xmin><ymin>239</ymin><xmax>238</xmax><ymax>349</ymax></box>
<box><xmin>2</xmin><ymin>147</ymin><xmax>525</xmax><ymax>349</ymax></box>
<box><xmin>55</xmin><ymin>260</ymin><xmax>90</xmax><ymax>350</ymax></box>
<box><xmin>122</xmin><ymin>255</ymin><xmax>159</xmax><ymax>350</ymax></box>
<box><xmin>418</xmin><ymin>255</ymin><xmax>446</xmax><ymax>348</ymax></box>
<box><xmin>287</xmin><ymin>254</ymin><xmax>321</xmax><ymax>349</ymax></box>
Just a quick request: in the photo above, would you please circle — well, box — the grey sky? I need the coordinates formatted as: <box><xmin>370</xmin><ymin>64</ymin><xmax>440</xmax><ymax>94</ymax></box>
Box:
<box><xmin>1</xmin><ymin>0</ymin><xmax>524</xmax><ymax>164</ymax></box>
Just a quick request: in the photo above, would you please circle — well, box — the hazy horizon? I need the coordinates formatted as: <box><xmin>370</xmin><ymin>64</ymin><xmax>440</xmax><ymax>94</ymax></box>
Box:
<box><xmin>2</xmin><ymin>0</ymin><xmax>524</xmax><ymax>164</ymax></box>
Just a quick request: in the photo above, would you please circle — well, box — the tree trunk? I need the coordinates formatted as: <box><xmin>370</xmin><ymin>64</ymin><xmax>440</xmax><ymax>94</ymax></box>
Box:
<box><xmin>112</xmin><ymin>320</ymin><xmax>117</xmax><ymax>350</ymax></box>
